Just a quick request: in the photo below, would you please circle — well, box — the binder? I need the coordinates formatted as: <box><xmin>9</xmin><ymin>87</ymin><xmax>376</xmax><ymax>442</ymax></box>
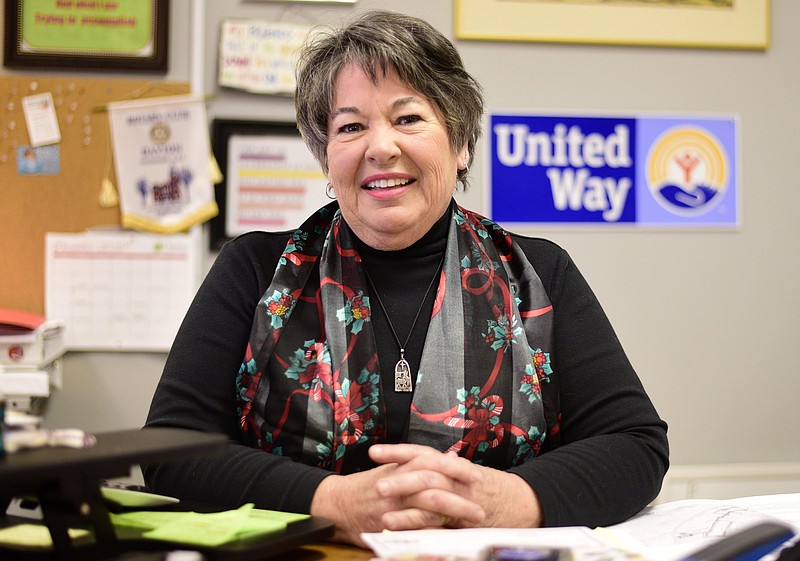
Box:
<box><xmin>0</xmin><ymin>309</ymin><xmax>65</xmax><ymax>415</ymax></box>
<box><xmin>0</xmin><ymin>309</ymin><xmax>65</xmax><ymax>367</ymax></box>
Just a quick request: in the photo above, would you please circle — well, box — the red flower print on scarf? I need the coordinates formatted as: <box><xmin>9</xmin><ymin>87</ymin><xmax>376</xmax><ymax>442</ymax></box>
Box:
<box><xmin>445</xmin><ymin>387</ymin><xmax>505</xmax><ymax>460</ymax></box>
<box><xmin>332</xmin><ymin>370</ymin><xmax>381</xmax><ymax>463</ymax></box>
<box><xmin>285</xmin><ymin>340</ymin><xmax>333</xmax><ymax>402</ymax></box>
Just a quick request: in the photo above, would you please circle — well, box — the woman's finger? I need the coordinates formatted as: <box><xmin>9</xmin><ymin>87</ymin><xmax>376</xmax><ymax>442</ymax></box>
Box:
<box><xmin>375</xmin><ymin>467</ymin><xmax>454</xmax><ymax>498</ymax></box>
<box><xmin>370</xmin><ymin>443</ymin><xmax>482</xmax><ymax>484</ymax></box>
<box><xmin>396</xmin><ymin>487</ymin><xmax>486</xmax><ymax>525</ymax></box>
<box><xmin>381</xmin><ymin>491</ymin><xmax>485</xmax><ymax>530</ymax></box>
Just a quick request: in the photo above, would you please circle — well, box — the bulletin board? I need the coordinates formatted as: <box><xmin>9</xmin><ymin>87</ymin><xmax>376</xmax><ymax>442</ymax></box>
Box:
<box><xmin>0</xmin><ymin>76</ymin><xmax>190</xmax><ymax>315</ymax></box>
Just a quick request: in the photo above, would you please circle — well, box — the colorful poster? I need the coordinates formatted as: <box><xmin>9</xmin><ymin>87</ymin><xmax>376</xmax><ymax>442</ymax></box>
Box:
<box><xmin>488</xmin><ymin>113</ymin><xmax>738</xmax><ymax>228</ymax></box>
<box><xmin>107</xmin><ymin>95</ymin><xmax>218</xmax><ymax>233</ymax></box>
<box><xmin>225</xmin><ymin>134</ymin><xmax>328</xmax><ymax>235</ymax></box>
<box><xmin>18</xmin><ymin>0</ymin><xmax>156</xmax><ymax>56</ymax></box>
<box><xmin>218</xmin><ymin>20</ymin><xmax>310</xmax><ymax>95</ymax></box>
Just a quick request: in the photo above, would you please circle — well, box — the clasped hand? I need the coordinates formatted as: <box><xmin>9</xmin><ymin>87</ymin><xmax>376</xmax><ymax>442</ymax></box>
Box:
<box><xmin>310</xmin><ymin>443</ymin><xmax>542</xmax><ymax>547</ymax></box>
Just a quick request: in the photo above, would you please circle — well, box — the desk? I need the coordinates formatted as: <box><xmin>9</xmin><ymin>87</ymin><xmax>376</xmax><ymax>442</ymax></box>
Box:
<box><xmin>1</xmin><ymin>427</ymin><xmax>229</xmax><ymax>555</ymax></box>
<box><xmin>0</xmin><ymin>428</ymin><xmax>338</xmax><ymax>560</ymax></box>
<box><xmin>288</xmin><ymin>542</ymin><xmax>374</xmax><ymax>561</ymax></box>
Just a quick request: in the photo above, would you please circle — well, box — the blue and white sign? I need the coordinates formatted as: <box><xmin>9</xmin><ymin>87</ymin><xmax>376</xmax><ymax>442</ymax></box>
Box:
<box><xmin>488</xmin><ymin>113</ymin><xmax>738</xmax><ymax>228</ymax></box>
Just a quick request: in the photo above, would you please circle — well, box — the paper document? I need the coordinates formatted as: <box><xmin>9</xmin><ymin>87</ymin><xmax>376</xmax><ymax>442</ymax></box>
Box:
<box><xmin>362</xmin><ymin>494</ymin><xmax>800</xmax><ymax>561</ymax></box>
<box><xmin>21</xmin><ymin>92</ymin><xmax>61</xmax><ymax>147</ymax></box>
<box><xmin>45</xmin><ymin>231</ymin><xmax>200</xmax><ymax>351</ymax></box>
<box><xmin>604</xmin><ymin>494</ymin><xmax>800</xmax><ymax>561</ymax></box>
<box><xmin>362</xmin><ymin>526</ymin><xmax>630</xmax><ymax>561</ymax></box>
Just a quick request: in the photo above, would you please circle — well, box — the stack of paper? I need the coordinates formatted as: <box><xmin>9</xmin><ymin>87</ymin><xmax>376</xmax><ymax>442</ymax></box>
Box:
<box><xmin>0</xmin><ymin>308</ymin><xmax>65</xmax><ymax>415</ymax></box>
<box><xmin>361</xmin><ymin>494</ymin><xmax>800</xmax><ymax>561</ymax></box>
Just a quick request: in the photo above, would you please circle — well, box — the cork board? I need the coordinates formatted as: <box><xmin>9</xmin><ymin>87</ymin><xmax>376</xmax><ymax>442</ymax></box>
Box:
<box><xmin>0</xmin><ymin>76</ymin><xmax>190</xmax><ymax>315</ymax></box>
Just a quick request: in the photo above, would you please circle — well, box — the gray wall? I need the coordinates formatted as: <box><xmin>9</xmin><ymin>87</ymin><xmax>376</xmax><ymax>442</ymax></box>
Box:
<box><xmin>11</xmin><ymin>1</ymin><xmax>800</xmax><ymax>469</ymax></box>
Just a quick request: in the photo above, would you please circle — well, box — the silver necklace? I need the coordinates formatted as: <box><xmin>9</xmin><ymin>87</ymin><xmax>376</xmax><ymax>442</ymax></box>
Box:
<box><xmin>363</xmin><ymin>254</ymin><xmax>445</xmax><ymax>392</ymax></box>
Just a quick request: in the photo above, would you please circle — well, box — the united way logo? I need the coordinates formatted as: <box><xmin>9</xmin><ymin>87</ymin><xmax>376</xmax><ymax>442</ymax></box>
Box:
<box><xmin>646</xmin><ymin>126</ymin><xmax>728</xmax><ymax>216</ymax></box>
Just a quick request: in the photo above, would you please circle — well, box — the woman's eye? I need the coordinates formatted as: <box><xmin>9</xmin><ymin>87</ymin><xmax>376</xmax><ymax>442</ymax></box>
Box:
<box><xmin>398</xmin><ymin>115</ymin><xmax>422</xmax><ymax>126</ymax></box>
<box><xmin>338</xmin><ymin>123</ymin><xmax>363</xmax><ymax>134</ymax></box>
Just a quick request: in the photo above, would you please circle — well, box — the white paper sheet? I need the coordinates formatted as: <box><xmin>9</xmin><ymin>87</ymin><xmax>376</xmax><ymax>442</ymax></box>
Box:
<box><xmin>361</xmin><ymin>494</ymin><xmax>800</xmax><ymax>561</ymax></box>
<box><xmin>600</xmin><ymin>494</ymin><xmax>800</xmax><ymax>561</ymax></box>
<box><xmin>45</xmin><ymin>230</ymin><xmax>200</xmax><ymax>351</ymax></box>
<box><xmin>362</xmin><ymin>526</ymin><xmax>632</xmax><ymax>561</ymax></box>
<box><xmin>21</xmin><ymin>92</ymin><xmax>61</xmax><ymax>147</ymax></box>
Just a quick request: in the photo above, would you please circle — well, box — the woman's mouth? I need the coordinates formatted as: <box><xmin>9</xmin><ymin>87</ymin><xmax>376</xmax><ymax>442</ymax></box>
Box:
<box><xmin>363</xmin><ymin>178</ymin><xmax>414</xmax><ymax>190</ymax></box>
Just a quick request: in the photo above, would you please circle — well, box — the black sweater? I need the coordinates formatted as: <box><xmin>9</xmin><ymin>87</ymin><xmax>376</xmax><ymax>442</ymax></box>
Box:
<box><xmin>143</xmin><ymin>215</ymin><xmax>668</xmax><ymax>528</ymax></box>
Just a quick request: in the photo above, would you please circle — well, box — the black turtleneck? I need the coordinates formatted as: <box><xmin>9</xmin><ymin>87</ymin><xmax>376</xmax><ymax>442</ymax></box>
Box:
<box><xmin>144</xmin><ymin>200</ymin><xmax>669</xmax><ymax>528</ymax></box>
<box><xmin>354</xmin><ymin>203</ymin><xmax>451</xmax><ymax>442</ymax></box>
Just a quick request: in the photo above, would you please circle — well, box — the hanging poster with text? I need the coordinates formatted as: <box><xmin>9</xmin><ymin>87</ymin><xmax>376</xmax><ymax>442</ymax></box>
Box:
<box><xmin>488</xmin><ymin>113</ymin><xmax>738</xmax><ymax>228</ymax></box>
<box><xmin>108</xmin><ymin>95</ymin><xmax>218</xmax><ymax>233</ymax></box>
<box><xmin>218</xmin><ymin>20</ymin><xmax>310</xmax><ymax>95</ymax></box>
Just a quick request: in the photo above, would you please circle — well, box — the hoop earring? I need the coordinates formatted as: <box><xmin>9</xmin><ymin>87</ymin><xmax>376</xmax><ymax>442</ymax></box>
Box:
<box><xmin>325</xmin><ymin>182</ymin><xmax>336</xmax><ymax>199</ymax></box>
<box><xmin>458</xmin><ymin>164</ymin><xmax>470</xmax><ymax>190</ymax></box>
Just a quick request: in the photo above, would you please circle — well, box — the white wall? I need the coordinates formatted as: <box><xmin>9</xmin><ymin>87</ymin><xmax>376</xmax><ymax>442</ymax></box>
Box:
<box><xmin>8</xmin><ymin>1</ymin><xmax>799</xmax><ymax>479</ymax></box>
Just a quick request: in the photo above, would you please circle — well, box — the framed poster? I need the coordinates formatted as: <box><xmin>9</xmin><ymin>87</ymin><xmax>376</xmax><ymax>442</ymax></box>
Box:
<box><xmin>486</xmin><ymin>111</ymin><xmax>739</xmax><ymax>229</ymax></box>
<box><xmin>209</xmin><ymin>119</ymin><xmax>329</xmax><ymax>250</ymax></box>
<box><xmin>3</xmin><ymin>0</ymin><xmax>169</xmax><ymax>71</ymax></box>
<box><xmin>455</xmin><ymin>0</ymin><xmax>770</xmax><ymax>50</ymax></box>
<box><xmin>245</xmin><ymin>0</ymin><xmax>357</xmax><ymax>3</ymax></box>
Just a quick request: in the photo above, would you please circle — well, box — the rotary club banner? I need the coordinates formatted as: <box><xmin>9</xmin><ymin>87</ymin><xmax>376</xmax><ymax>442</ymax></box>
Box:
<box><xmin>107</xmin><ymin>95</ymin><xmax>218</xmax><ymax>233</ymax></box>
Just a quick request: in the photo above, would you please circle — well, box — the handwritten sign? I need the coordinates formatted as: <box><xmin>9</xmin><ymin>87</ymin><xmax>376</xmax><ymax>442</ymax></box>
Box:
<box><xmin>218</xmin><ymin>20</ymin><xmax>310</xmax><ymax>95</ymax></box>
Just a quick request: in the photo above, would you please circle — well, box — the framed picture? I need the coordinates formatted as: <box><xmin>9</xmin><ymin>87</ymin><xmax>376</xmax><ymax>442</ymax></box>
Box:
<box><xmin>209</xmin><ymin>119</ymin><xmax>329</xmax><ymax>250</ymax></box>
<box><xmin>244</xmin><ymin>0</ymin><xmax>357</xmax><ymax>3</ymax></box>
<box><xmin>454</xmin><ymin>0</ymin><xmax>770</xmax><ymax>50</ymax></box>
<box><xmin>3</xmin><ymin>0</ymin><xmax>169</xmax><ymax>72</ymax></box>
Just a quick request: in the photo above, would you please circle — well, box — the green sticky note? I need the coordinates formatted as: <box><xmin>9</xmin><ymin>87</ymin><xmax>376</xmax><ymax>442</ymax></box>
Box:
<box><xmin>110</xmin><ymin>510</ymin><xmax>192</xmax><ymax>532</ymax></box>
<box><xmin>109</xmin><ymin>505</ymin><xmax>306</xmax><ymax>547</ymax></box>
<box><xmin>143</xmin><ymin>504</ymin><xmax>258</xmax><ymax>547</ymax></box>
<box><xmin>0</xmin><ymin>524</ymin><xmax>90</xmax><ymax>549</ymax></box>
<box><xmin>237</xmin><ymin>510</ymin><xmax>301</xmax><ymax>540</ymax></box>
<box><xmin>248</xmin><ymin>509</ymin><xmax>310</xmax><ymax>524</ymax></box>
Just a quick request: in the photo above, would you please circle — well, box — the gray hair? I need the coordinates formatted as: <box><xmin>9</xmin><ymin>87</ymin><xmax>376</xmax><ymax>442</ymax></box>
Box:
<box><xmin>294</xmin><ymin>10</ymin><xmax>484</xmax><ymax>189</ymax></box>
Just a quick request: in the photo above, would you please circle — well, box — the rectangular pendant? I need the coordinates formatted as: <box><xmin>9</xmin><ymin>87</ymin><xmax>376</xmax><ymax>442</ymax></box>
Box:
<box><xmin>394</xmin><ymin>359</ymin><xmax>413</xmax><ymax>392</ymax></box>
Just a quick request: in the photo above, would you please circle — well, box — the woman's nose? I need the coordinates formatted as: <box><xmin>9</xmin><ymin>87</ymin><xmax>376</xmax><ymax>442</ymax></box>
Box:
<box><xmin>364</xmin><ymin>125</ymin><xmax>401</xmax><ymax>165</ymax></box>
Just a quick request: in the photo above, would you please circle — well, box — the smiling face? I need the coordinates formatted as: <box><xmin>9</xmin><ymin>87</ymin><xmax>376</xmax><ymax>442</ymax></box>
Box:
<box><xmin>326</xmin><ymin>64</ymin><xmax>468</xmax><ymax>251</ymax></box>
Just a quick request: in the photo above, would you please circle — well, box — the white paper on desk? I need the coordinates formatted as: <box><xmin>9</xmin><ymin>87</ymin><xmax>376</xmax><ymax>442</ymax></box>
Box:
<box><xmin>601</xmin><ymin>494</ymin><xmax>800</xmax><ymax>561</ymax></box>
<box><xmin>45</xmin><ymin>230</ymin><xmax>200</xmax><ymax>352</ymax></box>
<box><xmin>362</xmin><ymin>526</ymin><xmax>630</xmax><ymax>561</ymax></box>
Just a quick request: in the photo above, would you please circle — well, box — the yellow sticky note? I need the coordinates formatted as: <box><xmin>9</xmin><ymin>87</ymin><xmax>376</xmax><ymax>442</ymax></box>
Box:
<box><xmin>109</xmin><ymin>505</ymin><xmax>304</xmax><ymax>547</ymax></box>
<box><xmin>236</xmin><ymin>509</ymin><xmax>299</xmax><ymax>540</ymax></box>
<box><xmin>248</xmin><ymin>509</ymin><xmax>310</xmax><ymax>525</ymax></box>
<box><xmin>110</xmin><ymin>510</ymin><xmax>192</xmax><ymax>531</ymax></box>
<box><xmin>143</xmin><ymin>503</ymin><xmax>256</xmax><ymax>547</ymax></box>
<box><xmin>0</xmin><ymin>524</ymin><xmax>89</xmax><ymax>548</ymax></box>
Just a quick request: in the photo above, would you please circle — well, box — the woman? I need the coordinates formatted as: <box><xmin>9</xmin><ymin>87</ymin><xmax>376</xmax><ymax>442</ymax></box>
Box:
<box><xmin>144</xmin><ymin>10</ymin><xmax>668</xmax><ymax>547</ymax></box>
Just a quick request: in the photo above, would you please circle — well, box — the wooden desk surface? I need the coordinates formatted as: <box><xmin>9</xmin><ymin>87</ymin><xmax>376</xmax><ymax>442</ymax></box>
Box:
<box><xmin>285</xmin><ymin>542</ymin><xmax>374</xmax><ymax>560</ymax></box>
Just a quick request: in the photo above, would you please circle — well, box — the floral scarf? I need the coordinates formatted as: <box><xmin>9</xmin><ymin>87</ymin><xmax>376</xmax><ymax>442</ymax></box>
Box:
<box><xmin>236</xmin><ymin>202</ymin><xmax>560</xmax><ymax>473</ymax></box>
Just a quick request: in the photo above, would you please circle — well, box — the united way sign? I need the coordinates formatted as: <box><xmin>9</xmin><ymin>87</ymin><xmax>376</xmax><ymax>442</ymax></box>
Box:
<box><xmin>488</xmin><ymin>113</ymin><xmax>739</xmax><ymax>228</ymax></box>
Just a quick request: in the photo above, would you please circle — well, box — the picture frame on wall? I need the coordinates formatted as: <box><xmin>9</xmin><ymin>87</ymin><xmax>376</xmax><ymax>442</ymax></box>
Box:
<box><xmin>454</xmin><ymin>0</ymin><xmax>770</xmax><ymax>50</ymax></box>
<box><xmin>3</xmin><ymin>0</ymin><xmax>169</xmax><ymax>72</ymax></box>
<box><xmin>209</xmin><ymin>119</ymin><xmax>329</xmax><ymax>250</ymax></box>
<box><xmin>244</xmin><ymin>0</ymin><xmax>357</xmax><ymax>3</ymax></box>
